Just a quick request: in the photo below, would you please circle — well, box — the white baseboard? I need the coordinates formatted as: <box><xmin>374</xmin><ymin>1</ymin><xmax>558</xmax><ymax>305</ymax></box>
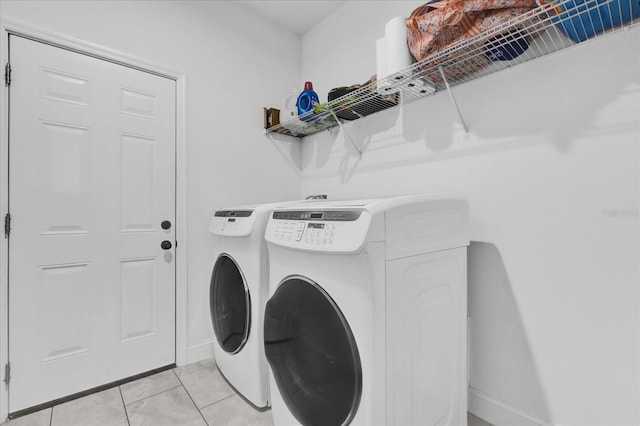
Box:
<box><xmin>184</xmin><ymin>340</ymin><xmax>215</xmax><ymax>366</ymax></box>
<box><xmin>468</xmin><ymin>387</ymin><xmax>555</xmax><ymax>426</ymax></box>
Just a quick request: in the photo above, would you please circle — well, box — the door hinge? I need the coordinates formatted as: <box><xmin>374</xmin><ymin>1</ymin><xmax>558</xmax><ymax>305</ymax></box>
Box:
<box><xmin>4</xmin><ymin>63</ymin><xmax>11</xmax><ymax>87</ymax></box>
<box><xmin>3</xmin><ymin>363</ymin><xmax>9</xmax><ymax>385</ymax></box>
<box><xmin>4</xmin><ymin>213</ymin><xmax>10</xmax><ymax>238</ymax></box>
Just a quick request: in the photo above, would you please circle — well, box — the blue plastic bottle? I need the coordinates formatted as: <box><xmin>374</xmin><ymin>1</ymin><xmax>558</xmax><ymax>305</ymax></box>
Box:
<box><xmin>296</xmin><ymin>81</ymin><xmax>319</xmax><ymax>121</ymax></box>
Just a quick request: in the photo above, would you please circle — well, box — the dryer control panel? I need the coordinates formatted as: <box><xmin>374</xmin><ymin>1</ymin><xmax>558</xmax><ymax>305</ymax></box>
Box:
<box><xmin>265</xmin><ymin>210</ymin><xmax>371</xmax><ymax>253</ymax></box>
<box><xmin>209</xmin><ymin>210</ymin><xmax>256</xmax><ymax>237</ymax></box>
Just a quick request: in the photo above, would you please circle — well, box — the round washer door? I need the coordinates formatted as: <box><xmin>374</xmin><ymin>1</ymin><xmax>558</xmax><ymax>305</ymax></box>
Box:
<box><xmin>210</xmin><ymin>254</ymin><xmax>250</xmax><ymax>354</ymax></box>
<box><xmin>264</xmin><ymin>276</ymin><xmax>362</xmax><ymax>426</ymax></box>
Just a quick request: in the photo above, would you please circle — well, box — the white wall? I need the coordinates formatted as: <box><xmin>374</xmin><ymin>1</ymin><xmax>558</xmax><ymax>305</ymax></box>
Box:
<box><xmin>0</xmin><ymin>0</ymin><xmax>302</xmax><ymax>364</ymax></box>
<box><xmin>1</xmin><ymin>1</ymin><xmax>638</xmax><ymax>425</ymax></box>
<box><xmin>300</xmin><ymin>2</ymin><xmax>639</xmax><ymax>426</ymax></box>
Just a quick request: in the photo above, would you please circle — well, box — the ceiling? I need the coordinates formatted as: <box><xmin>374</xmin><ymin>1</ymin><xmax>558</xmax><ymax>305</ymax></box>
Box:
<box><xmin>237</xmin><ymin>1</ymin><xmax>346</xmax><ymax>35</ymax></box>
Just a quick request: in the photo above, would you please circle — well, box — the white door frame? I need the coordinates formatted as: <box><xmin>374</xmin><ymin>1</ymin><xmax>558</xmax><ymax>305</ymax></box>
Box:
<box><xmin>0</xmin><ymin>18</ymin><xmax>189</xmax><ymax>421</ymax></box>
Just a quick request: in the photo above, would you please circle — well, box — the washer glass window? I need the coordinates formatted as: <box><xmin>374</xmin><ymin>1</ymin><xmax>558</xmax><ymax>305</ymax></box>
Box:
<box><xmin>210</xmin><ymin>254</ymin><xmax>250</xmax><ymax>353</ymax></box>
<box><xmin>264</xmin><ymin>277</ymin><xmax>362</xmax><ymax>426</ymax></box>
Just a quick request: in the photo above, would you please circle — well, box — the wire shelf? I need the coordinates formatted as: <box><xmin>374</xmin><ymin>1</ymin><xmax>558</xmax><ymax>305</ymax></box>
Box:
<box><xmin>265</xmin><ymin>0</ymin><xmax>640</xmax><ymax>138</ymax></box>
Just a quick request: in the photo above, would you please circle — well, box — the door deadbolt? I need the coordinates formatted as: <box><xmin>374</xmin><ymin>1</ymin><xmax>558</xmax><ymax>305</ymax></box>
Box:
<box><xmin>161</xmin><ymin>220</ymin><xmax>172</xmax><ymax>230</ymax></box>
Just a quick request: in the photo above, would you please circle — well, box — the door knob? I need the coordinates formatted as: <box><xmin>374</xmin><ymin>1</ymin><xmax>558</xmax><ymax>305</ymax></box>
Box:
<box><xmin>161</xmin><ymin>220</ymin><xmax>172</xmax><ymax>230</ymax></box>
<box><xmin>161</xmin><ymin>240</ymin><xmax>172</xmax><ymax>250</ymax></box>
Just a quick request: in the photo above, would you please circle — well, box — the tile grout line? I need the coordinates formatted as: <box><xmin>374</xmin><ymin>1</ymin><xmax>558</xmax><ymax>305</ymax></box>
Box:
<box><xmin>170</xmin><ymin>368</ymin><xmax>211</xmax><ymax>426</ymax></box>
<box><xmin>120</xmin><ymin>384</ymin><xmax>183</xmax><ymax>407</ymax></box>
<box><xmin>198</xmin><ymin>393</ymin><xmax>236</xmax><ymax>411</ymax></box>
<box><xmin>117</xmin><ymin>386</ymin><xmax>131</xmax><ymax>426</ymax></box>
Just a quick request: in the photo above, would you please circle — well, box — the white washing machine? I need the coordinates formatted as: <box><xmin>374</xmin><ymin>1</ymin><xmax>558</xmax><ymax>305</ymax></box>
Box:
<box><xmin>263</xmin><ymin>194</ymin><xmax>469</xmax><ymax>426</ymax></box>
<box><xmin>208</xmin><ymin>201</ymin><xmax>297</xmax><ymax>407</ymax></box>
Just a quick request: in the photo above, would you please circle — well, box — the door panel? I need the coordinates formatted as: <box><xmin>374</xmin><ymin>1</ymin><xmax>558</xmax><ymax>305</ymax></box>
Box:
<box><xmin>8</xmin><ymin>35</ymin><xmax>176</xmax><ymax>412</ymax></box>
<box><xmin>120</xmin><ymin>133</ymin><xmax>157</xmax><ymax>231</ymax></box>
<box><xmin>39</xmin><ymin>263</ymin><xmax>91</xmax><ymax>362</ymax></box>
<box><xmin>38</xmin><ymin>121</ymin><xmax>91</xmax><ymax>235</ymax></box>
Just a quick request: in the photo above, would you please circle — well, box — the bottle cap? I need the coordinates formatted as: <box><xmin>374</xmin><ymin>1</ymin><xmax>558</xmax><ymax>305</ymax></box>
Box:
<box><xmin>304</xmin><ymin>81</ymin><xmax>313</xmax><ymax>90</ymax></box>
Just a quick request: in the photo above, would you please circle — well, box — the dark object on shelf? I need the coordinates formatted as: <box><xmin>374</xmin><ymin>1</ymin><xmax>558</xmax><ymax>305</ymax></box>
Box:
<box><xmin>538</xmin><ymin>0</ymin><xmax>640</xmax><ymax>42</ymax></box>
<box><xmin>263</xmin><ymin>107</ymin><xmax>280</xmax><ymax>129</ymax></box>
<box><xmin>484</xmin><ymin>29</ymin><xmax>530</xmax><ymax>61</ymax></box>
<box><xmin>327</xmin><ymin>79</ymin><xmax>397</xmax><ymax>121</ymax></box>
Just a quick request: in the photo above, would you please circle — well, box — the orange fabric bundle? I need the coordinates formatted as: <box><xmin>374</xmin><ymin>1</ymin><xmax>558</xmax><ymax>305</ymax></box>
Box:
<box><xmin>406</xmin><ymin>0</ymin><xmax>543</xmax><ymax>83</ymax></box>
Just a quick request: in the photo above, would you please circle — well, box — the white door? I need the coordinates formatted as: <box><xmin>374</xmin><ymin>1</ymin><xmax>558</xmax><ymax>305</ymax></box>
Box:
<box><xmin>8</xmin><ymin>35</ymin><xmax>176</xmax><ymax>413</ymax></box>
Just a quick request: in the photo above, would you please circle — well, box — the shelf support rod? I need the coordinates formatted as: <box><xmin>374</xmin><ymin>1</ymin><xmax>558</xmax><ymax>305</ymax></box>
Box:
<box><xmin>439</xmin><ymin>66</ymin><xmax>468</xmax><ymax>133</ymax></box>
<box><xmin>328</xmin><ymin>110</ymin><xmax>362</xmax><ymax>156</ymax></box>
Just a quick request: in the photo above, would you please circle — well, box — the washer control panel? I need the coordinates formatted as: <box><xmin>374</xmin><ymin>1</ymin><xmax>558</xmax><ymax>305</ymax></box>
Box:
<box><xmin>209</xmin><ymin>210</ymin><xmax>256</xmax><ymax>237</ymax></box>
<box><xmin>271</xmin><ymin>221</ymin><xmax>337</xmax><ymax>245</ymax></box>
<box><xmin>265</xmin><ymin>210</ymin><xmax>371</xmax><ymax>253</ymax></box>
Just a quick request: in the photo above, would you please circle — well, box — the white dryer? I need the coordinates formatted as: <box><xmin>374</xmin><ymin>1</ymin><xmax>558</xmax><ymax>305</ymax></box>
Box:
<box><xmin>209</xmin><ymin>201</ymin><xmax>296</xmax><ymax>408</ymax></box>
<box><xmin>263</xmin><ymin>194</ymin><xmax>470</xmax><ymax>426</ymax></box>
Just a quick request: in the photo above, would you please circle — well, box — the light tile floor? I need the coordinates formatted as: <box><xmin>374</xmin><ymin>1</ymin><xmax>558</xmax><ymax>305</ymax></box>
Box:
<box><xmin>3</xmin><ymin>359</ymin><xmax>493</xmax><ymax>426</ymax></box>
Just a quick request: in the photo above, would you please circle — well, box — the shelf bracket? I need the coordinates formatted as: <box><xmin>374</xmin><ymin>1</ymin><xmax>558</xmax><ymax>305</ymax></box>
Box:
<box><xmin>439</xmin><ymin>66</ymin><xmax>468</xmax><ymax>133</ymax></box>
<box><xmin>328</xmin><ymin>110</ymin><xmax>362</xmax><ymax>156</ymax></box>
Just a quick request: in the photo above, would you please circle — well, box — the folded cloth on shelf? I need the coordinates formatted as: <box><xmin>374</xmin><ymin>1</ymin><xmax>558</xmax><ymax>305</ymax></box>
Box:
<box><xmin>406</xmin><ymin>0</ymin><xmax>544</xmax><ymax>84</ymax></box>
